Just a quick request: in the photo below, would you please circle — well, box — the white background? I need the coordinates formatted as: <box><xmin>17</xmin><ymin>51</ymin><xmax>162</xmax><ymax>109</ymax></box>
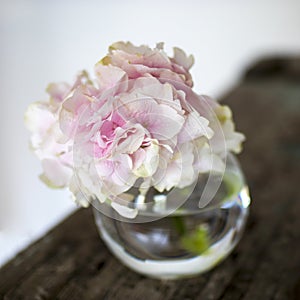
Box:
<box><xmin>1</xmin><ymin>0</ymin><xmax>300</xmax><ymax>266</ymax></box>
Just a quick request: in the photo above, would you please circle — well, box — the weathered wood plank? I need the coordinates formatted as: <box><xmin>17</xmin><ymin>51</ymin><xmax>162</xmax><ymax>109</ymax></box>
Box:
<box><xmin>0</xmin><ymin>208</ymin><xmax>101</xmax><ymax>298</ymax></box>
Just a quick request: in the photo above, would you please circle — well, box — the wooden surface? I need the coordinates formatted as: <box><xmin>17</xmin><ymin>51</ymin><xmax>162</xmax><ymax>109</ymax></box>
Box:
<box><xmin>1</xmin><ymin>57</ymin><xmax>300</xmax><ymax>300</ymax></box>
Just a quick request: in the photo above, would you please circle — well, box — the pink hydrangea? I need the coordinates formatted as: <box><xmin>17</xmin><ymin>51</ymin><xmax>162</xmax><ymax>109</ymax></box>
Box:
<box><xmin>25</xmin><ymin>42</ymin><xmax>245</xmax><ymax>217</ymax></box>
<box><xmin>98</xmin><ymin>41</ymin><xmax>194</xmax><ymax>87</ymax></box>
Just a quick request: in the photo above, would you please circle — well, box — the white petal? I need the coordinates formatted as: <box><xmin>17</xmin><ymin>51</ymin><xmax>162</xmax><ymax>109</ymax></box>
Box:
<box><xmin>133</xmin><ymin>140</ymin><xmax>159</xmax><ymax>177</ymax></box>
<box><xmin>178</xmin><ymin>112</ymin><xmax>214</xmax><ymax>143</ymax></box>
<box><xmin>24</xmin><ymin>102</ymin><xmax>55</xmax><ymax>133</ymax></box>
<box><xmin>111</xmin><ymin>202</ymin><xmax>138</xmax><ymax>219</ymax></box>
<box><xmin>40</xmin><ymin>158</ymin><xmax>72</xmax><ymax>188</ymax></box>
<box><xmin>173</xmin><ymin>47</ymin><xmax>194</xmax><ymax>70</ymax></box>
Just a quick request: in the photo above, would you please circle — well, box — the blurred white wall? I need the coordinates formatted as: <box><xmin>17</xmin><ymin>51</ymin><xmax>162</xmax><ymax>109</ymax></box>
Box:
<box><xmin>1</xmin><ymin>0</ymin><xmax>300</xmax><ymax>266</ymax></box>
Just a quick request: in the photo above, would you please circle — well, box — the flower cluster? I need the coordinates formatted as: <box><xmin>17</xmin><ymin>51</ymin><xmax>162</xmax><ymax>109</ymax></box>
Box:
<box><xmin>25</xmin><ymin>42</ymin><xmax>244</xmax><ymax>216</ymax></box>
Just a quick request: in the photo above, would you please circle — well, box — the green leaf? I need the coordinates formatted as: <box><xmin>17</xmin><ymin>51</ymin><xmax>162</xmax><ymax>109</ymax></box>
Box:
<box><xmin>222</xmin><ymin>172</ymin><xmax>242</xmax><ymax>203</ymax></box>
<box><xmin>181</xmin><ymin>225</ymin><xmax>210</xmax><ymax>255</ymax></box>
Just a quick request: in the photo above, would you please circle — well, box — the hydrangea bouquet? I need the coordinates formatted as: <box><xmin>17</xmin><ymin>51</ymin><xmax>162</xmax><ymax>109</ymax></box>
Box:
<box><xmin>25</xmin><ymin>42</ymin><xmax>250</xmax><ymax>278</ymax></box>
<box><xmin>25</xmin><ymin>42</ymin><xmax>245</xmax><ymax>219</ymax></box>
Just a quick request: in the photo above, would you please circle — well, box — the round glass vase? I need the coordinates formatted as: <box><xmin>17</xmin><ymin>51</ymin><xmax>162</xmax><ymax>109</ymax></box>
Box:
<box><xmin>93</xmin><ymin>154</ymin><xmax>250</xmax><ymax>280</ymax></box>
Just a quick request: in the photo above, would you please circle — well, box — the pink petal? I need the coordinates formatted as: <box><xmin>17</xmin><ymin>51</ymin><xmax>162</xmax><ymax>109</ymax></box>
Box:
<box><xmin>114</xmin><ymin>124</ymin><xmax>145</xmax><ymax>154</ymax></box>
<box><xmin>94</xmin><ymin>64</ymin><xmax>128</xmax><ymax>93</ymax></box>
<box><xmin>46</xmin><ymin>82</ymin><xmax>71</xmax><ymax>104</ymax></box>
